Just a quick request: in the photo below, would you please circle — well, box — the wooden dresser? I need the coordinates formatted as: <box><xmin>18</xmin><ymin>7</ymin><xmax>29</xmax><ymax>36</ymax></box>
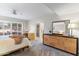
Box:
<box><xmin>43</xmin><ymin>34</ymin><xmax>78</xmax><ymax>56</ymax></box>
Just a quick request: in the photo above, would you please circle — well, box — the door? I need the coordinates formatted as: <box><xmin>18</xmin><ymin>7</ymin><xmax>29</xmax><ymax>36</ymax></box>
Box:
<box><xmin>44</xmin><ymin>35</ymin><xmax>51</xmax><ymax>45</ymax></box>
<box><xmin>36</xmin><ymin>24</ymin><xmax>40</xmax><ymax>37</ymax></box>
<box><xmin>50</xmin><ymin>36</ymin><xmax>58</xmax><ymax>47</ymax></box>
<box><xmin>57</xmin><ymin>37</ymin><xmax>65</xmax><ymax>50</ymax></box>
<box><xmin>36</xmin><ymin>23</ymin><xmax>44</xmax><ymax>42</ymax></box>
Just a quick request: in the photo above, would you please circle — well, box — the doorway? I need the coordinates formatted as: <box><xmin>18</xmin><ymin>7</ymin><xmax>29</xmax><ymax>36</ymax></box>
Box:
<box><xmin>36</xmin><ymin>24</ymin><xmax>40</xmax><ymax>37</ymax></box>
<box><xmin>36</xmin><ymin>23</ymin><xmax>44</xmax><ymax>41</ymax></box>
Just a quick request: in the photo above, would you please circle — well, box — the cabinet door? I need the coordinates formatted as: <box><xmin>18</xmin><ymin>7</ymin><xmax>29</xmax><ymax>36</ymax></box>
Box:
<box><xmin>57</xmin><ymin>37</ymin><xmax>65</xmax><ymax>50</ymax></box>
<box><xmin>44</xmin><ymin>35</ymin><xmax>50</xmax><ymax>44</ymax></box>
<box><xmin>64</xmin><ymin>38</ymin><xmax>77</xmax><ymax>54</ymax></box>
<box><xmin>18</xmin><ymin>24</ymin><xmax>22</xmax><ymax>31</ymax></box>
<box><xmin>50</xmin><ymin>36</ymin><xmax>59</xmax><ymax>47</ymax></box>
<box><xmin>12</xmin><ymin>23</ymin><xmax>17</xmax><ymax>31</ymax></box>
<box><xmin>44</xmin><ymin>35</ymin><xmax>54</xmax><ymax>46</ymax></box>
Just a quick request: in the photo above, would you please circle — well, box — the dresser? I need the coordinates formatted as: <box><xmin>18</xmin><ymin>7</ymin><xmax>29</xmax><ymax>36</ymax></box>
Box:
<box><xmin>43</xmin><ymin>34</ymin><xmax>78</xmax><ymax>56</ymax></box>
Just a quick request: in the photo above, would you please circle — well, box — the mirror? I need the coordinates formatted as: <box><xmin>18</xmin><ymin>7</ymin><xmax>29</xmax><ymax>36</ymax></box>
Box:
<box><xmin>53</xmin><ymin>22</ymin><xmax>65</xmax><ymax>34</ymax></box>
<box><xmin>52</xmin><ymin>20</ymin><xmax>70</xmax><ymax>35</ymax></box>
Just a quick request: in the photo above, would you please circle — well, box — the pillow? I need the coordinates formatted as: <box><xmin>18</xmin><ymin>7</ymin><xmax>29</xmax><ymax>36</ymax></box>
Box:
<box><xmin>10</xmin><ymin>35</ymin><xmax>23</xmax><ymax>44</ymax></box>
<box><xmin>0</xmin><ymin>32</ymin><xmax>3</xmax><ymax>35</ymax></box>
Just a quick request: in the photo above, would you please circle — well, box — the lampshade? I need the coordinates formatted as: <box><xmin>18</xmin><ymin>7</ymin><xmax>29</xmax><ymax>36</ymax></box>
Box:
<box><xmin>68</xmin><ymin>23</ymin><xmax>79</xmax><ymax>29</ymax></box>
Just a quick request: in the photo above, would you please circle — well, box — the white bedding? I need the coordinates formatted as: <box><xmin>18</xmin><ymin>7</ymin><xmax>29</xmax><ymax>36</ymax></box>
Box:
<box><xmin>0</xmin><ymin>35</ymin><xmax>9</xmax><ymax>40</ymax></box>
<box><xmin>0</xmin><ymin>38</ymin><xmax>31</xmax><ymax>56</ymax></box>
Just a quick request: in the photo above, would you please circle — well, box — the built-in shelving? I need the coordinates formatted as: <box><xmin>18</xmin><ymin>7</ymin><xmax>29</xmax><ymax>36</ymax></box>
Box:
<box><xmin>0</xmin><ymin>22</ymin><xmax>23</xmax><ymax>36</ymax></box>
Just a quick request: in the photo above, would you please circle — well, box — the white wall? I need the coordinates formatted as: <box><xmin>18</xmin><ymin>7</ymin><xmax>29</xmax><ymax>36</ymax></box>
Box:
<box><xmin>0</xmin><ymin>16</ymin><xmax>29</xmax><ymax>33</ymax></box>
<box><xmin>29</xmin><ymin>14</ymin><xmax>53</xmax><ymax>34</ymax></box>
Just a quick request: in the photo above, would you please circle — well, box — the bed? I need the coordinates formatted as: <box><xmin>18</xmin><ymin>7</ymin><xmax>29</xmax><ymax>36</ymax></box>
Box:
<box><xmin>0</xmin><ymin>35</ymin><xmax>31</xmax><ymax>56</ymax></box>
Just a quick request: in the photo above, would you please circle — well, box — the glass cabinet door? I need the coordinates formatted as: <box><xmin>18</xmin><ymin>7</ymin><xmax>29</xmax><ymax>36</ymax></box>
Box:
<box><xmin>0</xmin><ymin>22</ymin><xmax>3</xmax><ymax>35</ymax></box>
<box><xmin>17</xmin><ymin>23</ymin><xmax>22</xmax><ymax>35</ymax></box>
<box><xmin>11</xmin><ymin>23</ymin><xmax>22</xmax><ymax>35</ymax></box>
<box><xmin>12</xmin><ymin>23</ymin><xmax>17</xmax><ymax>31</ymax></box>
<box><xmin>18</xmin><ymin>24</ymin><xmax>22</xmax><ymax>31</ymax></box>
<box><xmin>12</xmin><ymin>23</ymin><xmax>17</xmax><ymax>35</ymax></box>
<box><xmin>4</xmin><ymin>23</ymin><xmax>11</xmax><ymax>35</ymax></box>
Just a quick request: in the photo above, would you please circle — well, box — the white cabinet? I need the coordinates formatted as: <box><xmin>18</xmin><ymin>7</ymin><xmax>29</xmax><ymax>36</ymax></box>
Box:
<box><xmin>0</xmin><ymin>22</ymin><xmax>23</xmax><ymax>36</ymax></box>
<box><xmin>11</xmin><ymin>23</ymin><xmax>23</xmax><ymax>35</ymax></box>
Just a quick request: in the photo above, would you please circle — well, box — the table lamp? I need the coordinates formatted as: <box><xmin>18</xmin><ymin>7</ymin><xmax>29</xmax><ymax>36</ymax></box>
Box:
<box><xmin>68</xmin><ymin>23</ymin><xmax>79</xmax><ymax>36</ymax></box>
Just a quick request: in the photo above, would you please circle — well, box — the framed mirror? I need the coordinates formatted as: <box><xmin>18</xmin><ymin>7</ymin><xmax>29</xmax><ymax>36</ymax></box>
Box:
<box><xmin>52</xmin><ymin>20</ymin><xmax>70</xmax><ymax>35</ymax></box>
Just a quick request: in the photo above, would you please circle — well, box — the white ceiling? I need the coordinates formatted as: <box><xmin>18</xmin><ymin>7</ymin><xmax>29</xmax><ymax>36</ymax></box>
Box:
<box><xmin>45</xmin><ymin>3</ymin><xmax>79</xmax><ymax>16</ymax></box>
<box><xmin>0</xmin><ymin>3</ymin><xmax>53</xmax><ymax>20</ymax></box>
<box><xmin>0</xmin><ymin>3</ymin><xmax>79</xmax><ymax>20</ymax></box>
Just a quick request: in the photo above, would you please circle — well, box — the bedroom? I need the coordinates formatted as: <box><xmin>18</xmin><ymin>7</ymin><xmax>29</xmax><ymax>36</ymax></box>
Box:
<box><xmin>0</xmin><ymin>3</ymin><xmax>79</xmax><ymax>56</ymax></box>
